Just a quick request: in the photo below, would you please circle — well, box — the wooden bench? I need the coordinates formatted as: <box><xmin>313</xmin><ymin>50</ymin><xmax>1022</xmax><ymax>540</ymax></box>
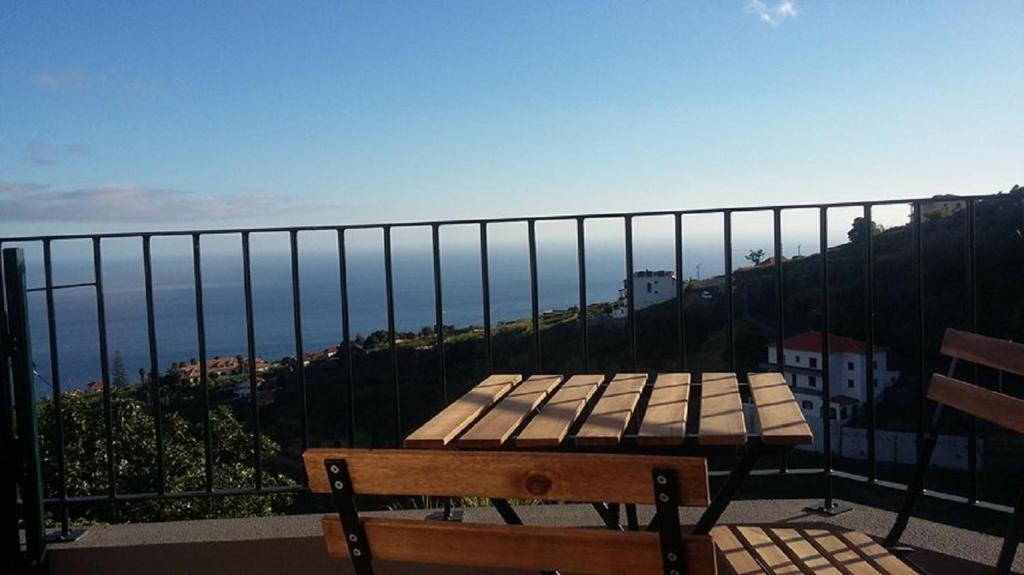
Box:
<box><xmin>884</xmin><ymin>328</ymin><xmax>1024</xmax><ymax>575</ymax></box>
<box><xmin>303</xmin><ymin>447</ymin><xmax>919</xmax><ymax>574</ymax></box>
<box><xmin>712</xmin><ymin>525</ymin><xmax>917</xmax><ymax>574</ymax></box>
<box><xmin>303</xmin><ymin>449</ymin><xmax>717</xmax><ymax>574</ymax></box>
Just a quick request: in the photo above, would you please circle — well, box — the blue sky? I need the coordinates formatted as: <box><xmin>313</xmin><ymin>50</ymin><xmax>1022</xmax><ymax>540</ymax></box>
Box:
<box><xmin>1</xmin><ymin>1</ymin><xmax>1021</xmax><ymax>240</ymax></box>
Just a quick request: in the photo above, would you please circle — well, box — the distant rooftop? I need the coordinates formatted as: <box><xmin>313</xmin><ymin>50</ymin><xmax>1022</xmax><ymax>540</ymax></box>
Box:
<box><xmin>776</xmin><ymin>330</ymin><xmax>884</xmax><ymax>354</ymax></box>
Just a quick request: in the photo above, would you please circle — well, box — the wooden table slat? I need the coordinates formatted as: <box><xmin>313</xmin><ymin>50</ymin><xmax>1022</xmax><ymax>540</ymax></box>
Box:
<box><xmin>458</xmin><ymin>375</ymin><xmax>563</xmax><ymax>448</ymax></box>
<box><xmin>575</xmin><ymin>373</ymin><xmax>647</xmax><ymax>446</ymax></box>
<box><xmin>698</xmin><ymin>373</ymin><xmax>747</xmax><ymax>445</ymax></box>
<box><xmin>516</xmin><ymin>374</ymin><xmax>605</xmax><ymax>447</ymax></box>
<box><xmin>404</xmin><ymin>374</ymin><xmax>523</xmax><ymax>448</ymax></box>
<box><xmin>637</xmin><ymin>373</ymin><xmax>691</xmax><ymax>446</ymax></box>
<box><xmin>748</xmin><ymin>372</ymin><xmax>813</xmax><ymax>445</ymax></box>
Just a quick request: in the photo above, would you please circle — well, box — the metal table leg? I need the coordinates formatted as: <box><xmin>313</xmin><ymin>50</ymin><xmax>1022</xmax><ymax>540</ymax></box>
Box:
<box><xmin>692</xmin><ymin>443</ymin><xmax>765</xmax><ymax>535</ymax></box>
<box><xmin>591</xmin><ymin>502</ymin><xmax>624</xmax><ymax>530</ymax></box>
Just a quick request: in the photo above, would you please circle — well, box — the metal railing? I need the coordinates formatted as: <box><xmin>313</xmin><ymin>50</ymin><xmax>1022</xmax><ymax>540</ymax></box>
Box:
<box><xmin>2</xmin><ymin>191</ymin><xmax>1022</xmax><ymax>548</ymax></box>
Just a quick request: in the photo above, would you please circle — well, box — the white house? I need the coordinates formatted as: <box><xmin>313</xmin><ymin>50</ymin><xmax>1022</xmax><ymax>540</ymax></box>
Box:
<box><xmin>611</xmin><ymin>270</ymin><xmax>676</xmax><ymax>319</ymax></box>
<box><xmin>767</xmin><ymin>331</ymin><xmax>900</xmax><ymax>423</ymax></box>
<box><xmin>232</xmin><ymin>382</ymin><xmax>252</xmax><ymax>399</ymax></box>
<box><xmin>232</xmin><ymin>376</ymin><xmax>266</xmax><ymax>400</ymax></box>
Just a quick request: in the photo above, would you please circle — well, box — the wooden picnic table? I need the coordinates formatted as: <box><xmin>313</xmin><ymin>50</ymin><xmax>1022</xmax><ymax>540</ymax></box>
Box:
<box><xmin>404</xmin><ymin>371</ymin><xmax>813</xmax><ymax>534</ymax></box>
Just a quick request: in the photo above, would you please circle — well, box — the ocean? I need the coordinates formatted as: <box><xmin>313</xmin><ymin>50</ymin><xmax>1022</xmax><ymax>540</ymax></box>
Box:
<box><xmin>14</xmin><ymin>236</ymin><xmax>755</xmax><ymax>397</ymax></box>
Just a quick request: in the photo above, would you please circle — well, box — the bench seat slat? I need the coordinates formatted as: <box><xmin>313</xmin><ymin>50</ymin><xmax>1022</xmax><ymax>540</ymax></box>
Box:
<box><xmin>941</xmin><ymin>328</ymin><xmax>1024</xmax><ymax>377</ymax></box>
<box><xmin>836</xmin><ymin>530</ymin><xmax>918</xmax><ymax>575</ymax></box>
<box><xmin>322</xmin><ymin>516</ymin><xmax>717</xmax><ymax>575</ymax></box>
<box><xmin>734</xmin><ymin>526</ymin><xmax>802</xmax><ymax>574</ymax></box>
<box><xmin>711</xmin><ymin>525</ymin><xmax>764</xmax><ymax>575</ymax></box>
<box><xmin>803</xmin><ymin>528</ymin><xmax>882</xmax><ymax>575</ymax></box>
<box><xmin>304</xmin><ymin>449</ymin><xmax>710</xmax><ymax>506</ymax></box>
<box><xmin>712</xmin><ymin>526</ymin><xmax>917</xmax><ymax>575</ymax></box>
<box><xmin>928</xmin><ymin>374</ymin><xmax>1024</xmax><ymax>435</ymax></box>
<box><xmin>770</xmin><ymin>528</ymin><xmax>843</xmax><ymax>575</ymax></box>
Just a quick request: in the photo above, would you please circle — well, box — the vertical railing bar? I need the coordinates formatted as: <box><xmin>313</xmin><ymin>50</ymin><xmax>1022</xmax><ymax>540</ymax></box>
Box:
<box><xmin>3</xmin><ymin>247</ymin><xmax>46</xmax><ymax>567</ymax></box>
<box><xmin>724</xmin><ymin>210</ymin><xmax>735</xmax><ymax>371</ymax></box>
<box><xmin>92</xmin><ymin>238</ymin><xmax>116</xmax><ymax>497</ymax></box>
<box><xmin>431</xmin><ymin>224</ymin><xmax>448</xmax><ymax>405</ymax></box>
<box><xmin>965</xmin><ymin>199</ymin><xmax>978</xmax><ymax>503</ymax></box>
<box><xmin>480</xmin><ymin>223</ymin><xmax>493</xmax><ymax>373</ymax></box>
<box><xmin>0</xmin><ymin>241</ymin><xmax>15</xmax><ymax>568</ymax></box>
<box><xmin>624</xmin><ymin>216</ymin><xmax>637</xmax><ymax>372</ymax></box>
<box><xmin>528</xmin><ymin>219</ymin><xmax>541</xmax><ymax>373</ymax></box>
<box><xmin>141</xmin><ymin>235</ymin><xmax>165</xmax><ymax>495</ymax></box>
<box><xmin>773</xmin><ymin>209</ymin><xmax>785</xmax><ymax>371</ymax></box>
<box><xmin>191</xmin><ymin>234</ymin><xmax>213</xmax><ymax>493</ymax></box>
<box><xmin>241</xmin><ymin>232</ymin><xmax>263</xmax><ymax>488</ymax></box>
<box><xmin>675</xmin><ymin>213</ymin><xmax>686</xmax><ymax>372</ymax></box>
<box><xmin>577</xmin><ymin>218</ymin><xmax>589</xmax><ymax>372</ymax></box>
<box><xmin>819</xmin><ymin>207</ymin><xmax>833</xmax><ymax>507</ymax></box>
<box><xmin>42</xmin><ymin>240</ymin><xmax>70</xmax><ymax>535</ymax></box>
<box><xmin>913</xmin><ymin>202</ymin><xmax>927</xmax><ymax>466</ymax></box>
<box><xmin>481</xmin><ymin>218</ymin><xmax>493</xmax><ymax>372</ymax></box>
<box><xmin>383</xmin><ymin>226</ymin><xmax>401</xmax><ymax>443</ymax></box>
<box><xmin>864</xmin><ymin>205</ymin><xmax>877</xmax><ymax>483</ymax></box>
<box><xmin>773</xmin><ymin>209</ymin><xmax>787</xmax><ymax>474</ymax></box>
<box><xmin>337</xmin><ymin>229</ymin><xmax>355</xmax><ymax>448</ymax></box>
<box><xmin>289</xmin><ymin>230</ymin><xmax>309</xmax><ymax>452</ymax></box>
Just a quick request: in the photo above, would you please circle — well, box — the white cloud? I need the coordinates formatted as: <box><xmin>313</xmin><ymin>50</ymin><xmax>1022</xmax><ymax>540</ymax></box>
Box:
<box><xmin>32</xmin><ymin>69</ymin><xmax>88</xmax><ymax>90</ymax></box>
<box><xmin>745</xmin><ymin>0</ymin><xmax>798</xmax><ymax>26</ymax></box>
<box><xmin>0</xmin><ymin>182</ymin><xmax>302</xmax><ymax>223</ymax></box>
<box><xmin>19</xmin><ymin>141</ymin><xmax>92</xmax><ymax>167</ymax></box>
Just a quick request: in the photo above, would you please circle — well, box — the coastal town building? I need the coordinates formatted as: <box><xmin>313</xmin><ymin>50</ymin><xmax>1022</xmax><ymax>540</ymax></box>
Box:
<box><xmin>176</xmin><ymin>356</ymin><xmax>270</xmax><ymax>384</ymax></box>
<box><xmin>767</xmin><ymin>331</ymin><xmax>900</xmax><ymax>422</ymax></box>
<box><xmin>610</xmin><ymin>270</ymin><xmax>677</xmax><ymax>319</ymax></box>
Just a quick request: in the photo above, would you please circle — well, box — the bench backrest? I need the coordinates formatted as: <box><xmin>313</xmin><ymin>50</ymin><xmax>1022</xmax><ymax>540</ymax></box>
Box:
<box><xmin>303</xmin><ymin>449</ymin><xmax>716</xmax><ymax>574</ymax></box>
<box><xmin>928</xmin><ymin>328</ymin><xmax>1024</xmax><ymax>434</ymax></box>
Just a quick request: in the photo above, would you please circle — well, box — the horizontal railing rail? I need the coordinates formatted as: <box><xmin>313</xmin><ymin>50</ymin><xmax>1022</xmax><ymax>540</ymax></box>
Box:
<box><xmin>2</xmin><ymin>191</ymin><xmax>1022</xmax><ymax>539</ymax></box>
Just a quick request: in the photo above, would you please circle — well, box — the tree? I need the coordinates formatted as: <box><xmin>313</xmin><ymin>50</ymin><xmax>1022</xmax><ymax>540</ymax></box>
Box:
<box><xmin>364</xmin><ymin>330</ymin><xmax>391</xmax><ymax>349</ymax></box>
<box><xmin>848</xmin><ymin>217</ymin><xmax>884</xmax><ymax>243</ymax></box>
<box><xmin>745</xmin><ymin>249</ymin><xmax>766</xmax><ymax>266</ymax></box>
<box><xmin>112</xmin><ymin>351</ymin><xmax>128</xmax><ymax>388</ymax></box>
<box><xmin>37</xmin><ymin>389</ymin><xmax>292</xmax><ymax>523</ymax></box>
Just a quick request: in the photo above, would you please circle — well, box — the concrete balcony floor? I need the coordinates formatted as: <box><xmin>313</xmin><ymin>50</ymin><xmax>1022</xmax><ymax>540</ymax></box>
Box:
<box><xmin>48</xmin><ymin>495</ymin><xmax>1022</xmax><ymax>574</ymax></box>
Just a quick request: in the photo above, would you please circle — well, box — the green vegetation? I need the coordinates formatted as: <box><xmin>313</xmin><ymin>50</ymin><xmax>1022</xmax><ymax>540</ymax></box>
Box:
<box><xmin>37</xmin><ymin>386</ymin><xmax>292</xmax><ymax>524</ymax></box>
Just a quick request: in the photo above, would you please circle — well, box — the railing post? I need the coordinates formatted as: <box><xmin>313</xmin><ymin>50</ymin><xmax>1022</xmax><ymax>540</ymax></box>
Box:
<box><xmin>3</xmin><ymin>247</ymin><xmax>47</xmax><ymax>572</ymax></box>
<box><xmin>1</xmin><ymin>249</ymin><xmax>20</xmax><ymax>574</ymax></box>
<box><xmin>805</xmin><ymin>209</ymin><xmax>851</xmax><ymax>516</ymax></box>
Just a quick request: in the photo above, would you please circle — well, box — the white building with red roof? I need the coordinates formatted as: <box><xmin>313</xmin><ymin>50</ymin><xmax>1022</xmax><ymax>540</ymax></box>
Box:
<box><xmin>767</xmin><ymin>331</ymin><xmax>900</xmax><ymax>425</ymax></box>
